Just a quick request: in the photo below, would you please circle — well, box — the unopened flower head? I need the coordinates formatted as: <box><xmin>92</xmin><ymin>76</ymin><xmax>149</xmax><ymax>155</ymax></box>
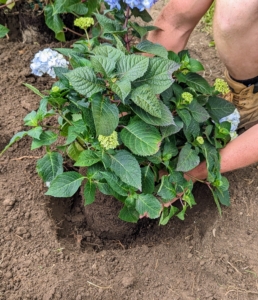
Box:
<box><xmin>30</xmin><ymin>48</ymin><xmax>69</xmax><ymax>78</ymax></box>
<box><xmin>214</xmin><ymin>78</ymin><xmax>230</xmax><ymax>95</ymax></box>
<box><xmin>98</xmin><ymin>131</ymin><xmax>119</xmax><ymax>150</ymax></box>
<box><xmin>74</xmin><ymin>17</ymin><xmax>94</xmax><ymax>29</ymax></box>
<box><xmin>105</xmin><ymin>0</ymin><xmax>158</xmax><ymax>11</ymax></box>
<box><xmin>182</xmin><ymin>92</ymin><xmax>193</xmax><ymax>104</ymax></box>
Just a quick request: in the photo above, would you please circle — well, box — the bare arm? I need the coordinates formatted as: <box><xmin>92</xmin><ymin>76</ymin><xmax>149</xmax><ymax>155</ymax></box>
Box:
<box><xmin>148</xmin><ymin>0</ymin><xmax>214</xmax><ymax>52</ymax></box>
<box><xmin>186</xmin><ymin>124</ymin><xmax>258</xmax><ymax>181</ymax></box>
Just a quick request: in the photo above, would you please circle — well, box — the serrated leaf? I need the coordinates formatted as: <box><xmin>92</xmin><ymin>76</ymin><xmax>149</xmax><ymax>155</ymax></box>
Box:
<box><xmin>130</xmin><ymin>85</ymin><xmax>161</xmax><ymax>118</ymax></box>
<box><xmin>130</xmin><ymin>21</ymin><xmax>148</xmax><ymax>38</ymax></box>
<box><xmin>27</xmin><ymin>126</ymin><xmax>43</xmax><ymax>139</ymax></box>
<box><xmin>83</xmin><ymin>180</ymin><xmax>96</xmax><ymax>205</ymax></box>
<box><xmin>44</xmin><ymin>5</ymin><xmax>65</xmax><ymax>41</ymax></box>
<box><xmin>65</xmin><ymin>67</ymin><xmax>104</xmax><ymax>97</ymax></box>
<box><xmin>177</xmin><ymin>109</ymin><xmax>192</xmax><ymax>127</ymax></box>
<box><xmin>120</xmin><ymin>119</ymin><xmax>162</xmax><ymax>156</ymax></box>
<box><xmin>31</xmin><ymin>131</ymin><xmax>58</xmax><ymax>150</ymax></box>
<box><xmin>176</xmin><ymin>143</ymin><xmax>200</xmax><ymax>172</ymax></box>
<box><xmin>91</xmin><ymin>94</ymin><xmax>119</xmax><ymax>136</ymax></box>
<box><xmin>67</xmin><ymin>2</ymin><xmax>88</xmax><ymax>14</ymax></box>
<box><xmin>135</xmin><ymin>40</ymin><xmax>168</xmax><ymax>58</ymax></box>
<box><xmin>101</xmin><ymin>172</ymin><xmax>130</xmax><ymax>196</ymax></box>
<box><xmin>23</xmin><ymin>83</ymin><xmax>45</xmax><ymax>98</ymax></box>
<box><xmin>0</xmin><ymin>24</ymin><xmax>9</xmax><ymax>38</ymax></box>
<box><xmin>189</xmin><ymin>58</ymin><xmax>204</xmax><ymax>72</ymax></box>
<box><xmin>92</xmin><ymin>45</ymin><xmax>125</xmax><ymax>62</ymax></box>
<box><xmin>36</xmin><ymin>152</ymin><xmax>63</xmax><ymax>183</ymax></box>
<box><xmin>46</xmin><ymin>171</ymin><xmax>84</xmax><ymax>197</ymax></box>
<box><xmin>138</xmin><ymin>57</ymin><xmax>179</xmax><ymax>94</ymax></box>
<box><xmin>110</xmin><ymin>79</ymin><xmax>131</xmax><ymax>101</ymax></box>
<box><xmin>109</xmin><ymin>150</ymin><xmax>141</xmax><ymax>190</ymax></box>
<box><xmin>135</xmin><ymin>194</ymin><xmax>162</xmax><ymax>219</ymax></box>
<box><xmin>207</xmin><ymin>96</ymin><xmax>235</xmax><ymax>122</ymax></box>
<box><xmin>157</xmin><ymin>175</ymin><xmax>177</xmax><ymax>201</ymax></box>
<box><xmin>65</xmin><ymin>120</ymin><xmax>86</xmax><ymax>145</ymax></box>
<box><xmin>74</xmin><ymin>150</ymin><xmax>101</xmax><ymax>167</ymax></box>
<box><xmin>141</xmin><ymin>166</ymin><xmax>155</xmax><ymax>194</ymax></box>
<box><xmin>188</xmin><ymin>100</ymin><xmax>210</xmax><ymax>123</ymax></box>
<box><xmin>67</xmin><ymin>142</ymin><xmax>84</xmax><ymax>161</ymax></box>
<box><xmin>117</xmin><ymin>55</ymin><xmax>149</xmax><ymax>82</ymax></box>
<box><xmin>119</xmin><ymin>206</ymin><xmax>139</xmax><ymax>223</ymax></box>
<box><xmin>131</xmin><ymin>102</ymin><xmax>174</xmax><ymax>126</ymax></box>
<box><xmin>160</xmin><ymin>117</ymin><xmax>183</xmax><ymax>138</ymax></box>
<box><xmin>0</xmin><ymin>131</ymin><xmax>27</xmax><ymax>155</ymax></box>
<box><xmin>24</xmin><ymin>111</ymin><xmax>38</xmax><ymax>126</ymax></box>
<box><xmin>91</xmin><ymin>55</ymin><xmax>116</xmax><ymax>76</ymax></box>
<box><xmin>185</xmin><ymin>72</ymin><xmax>212</xmax><ymax>94</ymax></box>
<box><xmin>159</xmin><ymin>206</ymin><xmax>179</xmax><ymax>225</ymax></box>
<box><xmin>95</xmin><ymin>13</ymin><xmax>124</xmax><ymax>34</ymax></box>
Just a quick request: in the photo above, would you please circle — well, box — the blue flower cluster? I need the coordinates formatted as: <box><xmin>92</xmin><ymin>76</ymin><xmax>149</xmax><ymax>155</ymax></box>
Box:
<box><xmin>105</xmin><ymin>0</ymin><xmax>158</xmax><ymax>11</ymax></box>
<box><xmin>30</xmin><ymin>48</ymin><xmax>69</xmax><ymax>78</ymax></box>
<box><xmin>219</xmin><ymin>108</ymin><xmax>240</xmax><ymax>132</ymax></box>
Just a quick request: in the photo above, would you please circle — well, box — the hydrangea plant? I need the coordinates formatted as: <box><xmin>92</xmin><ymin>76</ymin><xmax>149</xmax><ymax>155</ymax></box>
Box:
<box><xmin>1</xmin><ymin>0</ymin><xmax>237</xmax><ymax>224</ymax></box>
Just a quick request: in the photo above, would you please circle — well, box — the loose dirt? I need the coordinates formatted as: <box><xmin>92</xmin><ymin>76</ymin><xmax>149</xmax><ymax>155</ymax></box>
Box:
<box><xmin>1</xmin><ymin>2</ymin><xmax>258</xmax><ymax>300</ymax></box>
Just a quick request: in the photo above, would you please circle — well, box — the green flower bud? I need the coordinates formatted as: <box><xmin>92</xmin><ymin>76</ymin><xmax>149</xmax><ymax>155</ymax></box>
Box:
<box><xmin>98</xmin><ymin>131</ymin><xmax>119</xmax><ymax>150</ymax></box>
<box><xmin>181</xmin><ymin>69</ymin><xmax>189</xmax><ymax>75</ymax></box>
<box><xmin>214</xmin><ymin>78</ymin><xmax>230</xmax><ymax>95</ymax></box>
<box><xmin>51</xmin><ymin>86</ymin><xmax>60</xmax><ymax>93</ymax></box>
<box><xmin>74</xmin><ymin>17</ymin><xmax>94</xmax><ymax>29</ymax></box>
<box><xmin>196</xmin><ymin>136</ymin><xmax>204</xmax><ymax>145</ymax></box>
<box><xmin>219</xmin><ymin>127</ymin><xmax>229</xmax><ymax>135</ymax></box>
<box><xmin>181</xmin><ymin>92</ymin><xmax>193</xmax><ymax>104</ymax></box>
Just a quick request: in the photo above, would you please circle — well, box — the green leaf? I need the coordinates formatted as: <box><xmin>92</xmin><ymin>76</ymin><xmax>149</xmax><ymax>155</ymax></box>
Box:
<box><xmin>130</xmin><ymin>85</ymin><xmax>162</xmax><ymax>118</ymax></box>
<box><xmin>131</xmin><ymin>102</ymin><xmax>175</xmax><ymax>126</ymax></box>
<box><xmin>131</xmin><ymin>8</ymin><xmax>152</xmax><ymax>22</ymax></box>
<box><xmin>117</xmin><ymin>55</ymin><xmax>149</xmax><ymax>82</ymax></box>
<box><xmin>31</xmin><ymin>131</ymin><xmax>58</xmax><ymax>150</ymax></box>
<box><xmin>176</xmin><ymin>143</ymin><xmax>200</xmax><ymax>172</ymax></box>
<box><xmin>157</xmin><ymin>175</ymin><xmax>177</xmax><ymax>201</ymax></box>
<box><xmin>91</xmin><ymin>55</ymin><xmax>116</xmax><ymax>76</ymax></box>
<box><xmin>162</xmin><ymin>138</ymin><xmax>178</xmax><ymax>160</ymax></box>
<box><xmin>92</xmin><ymin>45</ymin><xmax>125</xmax><ymax>62</ymax></box>
<box><xmin>27</xmin><ymin>126</ymin><xmax>43</xmax><ymax>139</ymax></box>
<box><xmin>65</xmin><ymin>67</ymin><xmax>104</xmax><ymax>97</ymax></box>
<box><xmin>141</xmin><ymin>166</ymin><xmax>155</xmax><ymax>194</ymax></box>
<box><xmin>135</xmin><ymin>194</ymin><xmax>162</xmax><ymax>219</ymax></box>
<box><xmin>95</xmin><ymin>13</ymin><xmax>124</xmax><ymax>34</ymax></box>
<box><xmin>119</xmin><ymin>206</ymin><xmax>139</xmax><ymax>223</ymax></box>
<box><xmin>91</xmin><ymin>94</ymin><xmax>119</xmax><ymax>136</ymax></box>
<box><xmin>24</xmin><ymin>111</ymin><xmax>38</xmax><ymax>126</ymax></box>
<box><xmin>213</xmin><ymin>187</ymin><xmax>230</xmax><ymax>206</ymax></box>
<box><xmin>36</xmin><ymin>152</ymin><xmax>63</xmax><ymax>183</ymax></box>
<box><xmin>138</xmin><ymin>57</ymin><xmax>179</xmax><ymax>94</ymax></box>
<box><xmin>101</xmin><ymin>172</ymin><xmax>130</xmax><ymax>196</ymax></box>
<box><xmin>23</xmin><ymin>83</ymin><xmax>45</xmax><ymax>98</ymax></box>
<box><xmin>67</xmin><ymin>2</ymin><xmax>88</xmax><ymax>14</ymax></box>
<box><xmin>83</xmin><ymin>180</ymin><xmax>96</xmax><ymax>205</ymax></box>
<box><xmin>177</xmin><ymin>109</ymin><xmax>192</xmax><ymax>127</ymax></box>
<box><xmin>67</xmin><ymin>142</ymin><xmax>84</xmax><ymax>161</ymax></box>
<box><xmin>110</xmin><ymin>79</ymin><xmax>131</xmax><ymax>101</ymax></box>
<box><xmin>130</xmin><ymin>22</ymin><xmax>148</xmax><ymax>38</ymax></box>
<box><xmin>0</xmin><ymin>24</ymin><xmax>9</xmax><ymax>38</ymax></box>
<box><xmin>0</xmin><ymin>131</ymin><xmax>27</xmax><ymax>156</ymax></box>
<box><xmin>74</xmin><ymin>150</ymin><xmax>101</xmax><ymax>167</ymax></box>
<box><xmin>159</xmin><ymin>206</ymin><xmax>179</xmax><ymax>225</ymax></box>
<box><xmin>188</xmin><ymin>100</ymin><xmax>210</xmax><ymax>123</ymax></box>
<box><xmin>44</xmin><ymin>5</ymin><xmax>65</xmax><ymax>41</ymax></box>
<box><xmin>120</xmin><ymin>119</ymin><xmax>162</xmax><ymax>156</ymax></box>
<box><xmin>160</xmin><ymin>117</ymin><xmax>183</xmax><ymax>138</ymax></box>
<box><xmin>207</xmin><ymin>96</ymin><xmax>235</xmax><ymax>122</ymax></box>
<box><xmin>185</xmin><ymin>72</ymin><xmax>212</xmax><ymax>94</ymax></box>
<box><xmin>65</xmin><ymin>120</ymin><xmax>86</xmax><ymax>145</ymax></box>
<box><xmin>109</xmin><ymin>150</ymin><xmax>142</xmax><ymax>190</ymax></box>
<box><xmin>189</xmin><ymin>58</ymin><xmax>204</xmax><ymax>72</ymax></box>
<box><xmin>135</xmin><ymin>40</ymin><xmax>168</xmax><ymax>58</ymax></box>
<box><xmin>46</xmin><ymin>171</ymin><xmax>84</xmax><ymax>197</ymax></box>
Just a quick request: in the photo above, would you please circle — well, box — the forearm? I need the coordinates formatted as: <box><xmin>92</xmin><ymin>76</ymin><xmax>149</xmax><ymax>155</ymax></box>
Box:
<box><xmin>186</xmin><ymin>124</ymin><xmax>258</xmax><ymax>181</ymax></box>
<box><xmin>148</xmin><ymin>0</ymin><xmax>213</xmax><ymax>52</ymax></box>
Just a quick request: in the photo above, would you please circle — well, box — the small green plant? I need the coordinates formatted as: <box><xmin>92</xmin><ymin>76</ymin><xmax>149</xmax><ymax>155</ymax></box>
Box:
<box><xmin>1</xmin><ymin>0</ymin><xmax>236</xmax><ymax>224</ymax></box>
<box><xmin>202</xmin><ymin>2</ymin><xmax>215</xmax><ymax>33</ymax></box>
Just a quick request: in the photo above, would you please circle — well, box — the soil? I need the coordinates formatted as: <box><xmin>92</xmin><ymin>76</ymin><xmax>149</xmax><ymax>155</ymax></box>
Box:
<box><xmin>1</xmin><ymin>2</ymin><xmax>258</xmax><ymax>300</ymax></box>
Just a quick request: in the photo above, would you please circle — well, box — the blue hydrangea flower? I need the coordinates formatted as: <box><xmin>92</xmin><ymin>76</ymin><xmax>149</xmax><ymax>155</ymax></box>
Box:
<box><xmin>30</xmin><ymin>48</ymin><xmax>69</xmax><ymax>78</ymax></box>
<box><xmin>105</xmin><ymin>0</ymin><xmax>158</xmax><ymax>11</ymax></box>
<box><xmin>219</xmin><ymin>108</ymin><xmax>240</xmax><ymax>132</ymax></box>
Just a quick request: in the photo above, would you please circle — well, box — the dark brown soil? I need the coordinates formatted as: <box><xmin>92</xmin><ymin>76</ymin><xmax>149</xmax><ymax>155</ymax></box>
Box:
<box><xmin>1</xmin><ymin>2</ymin><xmax>258</xmax><ymax>300</ymax></box>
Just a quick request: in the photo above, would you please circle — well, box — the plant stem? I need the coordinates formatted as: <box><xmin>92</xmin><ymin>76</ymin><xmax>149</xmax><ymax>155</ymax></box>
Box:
<box><xmin>0</xmin><ymin>0</ymin><xmax>21</xmax><ymax>9</ymax></box>
<box><xmin>64</xmin><ymin>27</ymin><xmax>87</xmax><ymax>38</ymax></box>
